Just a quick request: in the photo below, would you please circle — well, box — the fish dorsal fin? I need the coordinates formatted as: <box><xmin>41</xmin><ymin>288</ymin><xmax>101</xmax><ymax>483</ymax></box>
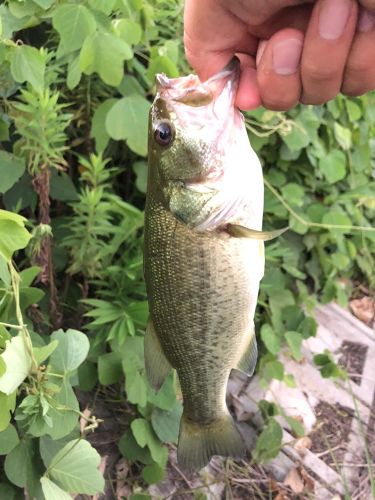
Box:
<box><xmin>236</xmin><ymin>328</ymin><xmax>258</xmax><ymax>377</ymax></box>
<box><xmin>227</xmin><ymin>224</ymin><xmax>288</xmax><ymax>241</ymax></box>
<box><xmin>144</xmin><ymin>319</ymin><xmax>172</xmax><ymax>391</ymax></box>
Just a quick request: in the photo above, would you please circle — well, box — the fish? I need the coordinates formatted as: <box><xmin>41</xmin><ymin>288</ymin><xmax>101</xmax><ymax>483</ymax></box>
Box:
<box><xmin>144</xmin><ymin>57</ymin><xmax>276</xmax><ymax>471</ymax></box>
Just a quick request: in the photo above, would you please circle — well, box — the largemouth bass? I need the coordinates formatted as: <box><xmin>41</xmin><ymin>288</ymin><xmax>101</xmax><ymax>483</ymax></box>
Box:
<box><xmin>144</xmin><ymin>58</ymin><xmax>272</xmax><ymax>471</ymax></box>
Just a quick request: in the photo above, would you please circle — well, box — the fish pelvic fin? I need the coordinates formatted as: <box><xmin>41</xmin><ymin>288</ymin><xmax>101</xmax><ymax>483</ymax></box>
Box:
<box><xmin>236</xmin><ymin>327</ymin><xmax>258</xmax><ymax>377</ymax></box>
<box><xmin>227</xmin><ymin>223</ymin><xmax>289</xmax><ymax>241</ymax></box>
<box><xmin>177</xmin><ymin>412</ymin><xmax>246</xmax><ymax>471</ymax></box>
<box><xmin>145</xmin><ymin>319</ymin><xmax>172</xmax><ymax>391</ymax></box>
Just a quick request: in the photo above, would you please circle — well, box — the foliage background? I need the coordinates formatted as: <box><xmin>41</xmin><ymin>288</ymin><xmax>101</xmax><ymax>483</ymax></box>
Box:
<box><xmin>0</xmin><ymin>0</ymin><xmax>373</xmax><ymax>498</ymax></box>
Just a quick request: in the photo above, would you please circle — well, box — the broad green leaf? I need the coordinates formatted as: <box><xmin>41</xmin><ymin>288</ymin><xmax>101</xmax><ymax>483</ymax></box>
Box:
<box><xmin>319</xmin><ymin>149</ymin><xmax>347</xmax><ymax>184</ymax></box>
<box><xmin>47</xmin><ymin>381</ymin><xmax>79</xmax><ymax>440</ymax></box>
<box><xmin>333</xmin><ymin>123</ymin><xmax>352</xmax><ymax>150</ymax></box>
<box><xmin>67</xmin><ymin>56</ymin><xmax>82</xmax><ymax>90</ymax></box>
<box><xmin>147</xmin><ymin>55</ymin><xmax>179</xmax><ymax>81</ymax></box>
<box><xmin>33</xmin><ymin>340</ymin><xmax>58</xmax><ymax>365</ymax></box>
<box><xmin>118</xmin><ymin>430</ymin><xmax>153</xmax><ymax>465</ymax></box>
<box><xmin>285</xmin><ymin>331</ymin><xmax>303</xmax><ymax>361</ymax></box>
<box><xmin>10</xmin><ymin>45</ymin><xmax>45</xmax><ymax>93</ymax></box>
<box><xmin>0</xmin><ymin>254</ymin><xmax>10</xmax><ymax>285</ymax></box>
<box><xmin>142</xmin><ymin>463</ymin><xmax>165</xmax><ymax>485</ymax></box>
<box><xmin>0</xmin><ymin>484</ymin><xmax>17</xmax><ymax>500</ymax></box>
<box><xmin>40</xmin><ymin>432</ymin><xmax>80</xmax><ymax>468</ymax></box>
<box><xmin>253</xmin><ymin>418</ymin><xmax>283</xmax><ymax>463</ymax></box>
<box><xmin>53</xmin><ymin>4</ymin><xmax>96</xmax><ymax>56</ymax></box>
<box><xmin>281</xmin><ymin>183</ymin><xmax>304</xmax><ymax>207</ymax></box>
<box><xmin>125</xmin><ymin>370</ymin><xmax>148</xmax><ymax>407</ymax></box>
<box><xmin>0</xmin><ymin>212</ymin><xmax>31</xmax><ymax>260</ymax></box>
<box><xmin>0</xmin><ymin>151</ymin><xmax>25</xmax><ymax>194</ymax></box>
<box><xmin>0</xmin><ymin>391</ymin><xmax>16</xmax><ymax>432</ymax></box>
<box><xmin>98</xmin><ymin>352</ymin><xmax>122</xmax><ymax>385</ymax></box>
<box><xmin>0</xmin><ymin>357</ymin><xmax>5</xmax><ymax>377</ymax></box>
<box><xmin>80</xmin><ymin>32</ymin><xmax>132</xmax><ymax>86</ymax></box>
<box><xmin>260</xmin><ymin>324</ymin><xmax>280</xmax><ymax>355</ymax></box>
<box><xmin>4</xmin><ymin>439</ymin><xmax>38</xmax><ymax>489</ymax></box>
<box><xmin>50</xmin><ymin>171</ymin><xmax>79</xmax><ymax>202</ymax></box>
<box><xmin>131</xmin><ymin>418</ymin><xmax>168</xmax><ymax>465</ymax></box>
<box><xmin>19</xmin><ymin>266</ymin><xmax>41</xmax><ymax>286</ymax></box>
<box><xmin>113</xmin><ymin>18</ymin><xmax>142</xmax><ymax>45</ymax></box>
<box><xmin>285</xmin><ymin>416</ymin><xmax>305</xmax><ymax>438</ymax></box>
<box><xmin>48</xmin><ymin>439</ymin><xmax>104</xmax><ymax>495</ymax></box>
<box><xmin>148</xmin><ymin>373</ymin><xmax>176</xmax><ymax>410</ymax></box>
<box><xmin>33</xmin><ymin>0</ymin><xmax>55</xmax><ymax>8</ymax></box>
<box><xmin>78</xmin><ymin>361</ymin><xmax>98</xmax><ymax>392</ymax></box>
<box><xmin>91</xmin><ymin>98</ymin><xmax>116</xmax><ymax>152</ymax></box>
<box><xmin>105</xmin><ymin>95</ymin><xmax>149</xmax><ymax>155</ymax></box>
<box><xmin>88</xmin><ymin>0</ymin><xmax>117</xmax><ymax>14</ymax></box>
<box><xmin>49</xmin><ymin>329</ymin><xmax>89</xmax><ymax>374</ymax></box>
<box><xmin>151</xmin><ymin>400</ymin><xmax>182</xmax><ymax>444</ymax></box>
<box><xmin>133</xmin><ymin>161</ymin><xmax>148</xmax><ymax>193</ymax></box>
<box><xmin>262</xmin><ymin>360</ymin><xmax>284</xmax><ymax>381</ymax></box>
<box><xmin>0</xmin><ymin>424</ymin><xmax>19</xmax><ymax>454</ymax></box>
<box><xmin>41</xmin><ymin>477</ymin><xmax>71</xmax><ymax>500</ymax></box>
<box><xmin>322</xmin><ymin>209</ymin><xmax>352</xmax><ymax>235</ymax></box>
<box><xmin>0</xmin><ymin>335</ymin><xmax>33</xmax><ymax>394</ymax></box>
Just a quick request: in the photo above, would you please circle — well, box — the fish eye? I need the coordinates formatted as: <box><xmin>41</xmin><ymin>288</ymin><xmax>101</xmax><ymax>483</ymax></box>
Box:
<box><xmin>154</xmin><ymin>121</ymin><xmax>174</xmax><ymax>147</ymax></box>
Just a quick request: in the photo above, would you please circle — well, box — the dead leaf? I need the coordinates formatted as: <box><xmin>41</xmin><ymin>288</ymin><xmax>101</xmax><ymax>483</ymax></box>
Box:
<box><xmin>294</xmin><ymin>436</ymin><xmax>312</xmax><ymax>456</ymax></box>
<box><xmin>80</xmin><ymin>407</ymin><xmax>92</xmax><ymax>434</ymax></box>
<box><xmin>299</xmin><ymin>466</ymin><xmax>314</xmax><ymax>492</ymax></box>
<box><xmin>350</xmin><ymin>296</ymin><xmax>374</xmax><ymax>325</ymax></box>
<box><xmin>284</xmin><ymin>467</ymin><xmax>304</xmax><ymax>494</ymax></box>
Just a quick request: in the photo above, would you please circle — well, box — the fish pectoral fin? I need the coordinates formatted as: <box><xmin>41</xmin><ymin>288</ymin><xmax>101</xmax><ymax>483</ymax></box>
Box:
<box><xmin>177</xmin><ymin>412</ymin><xmax>246</xmax><ymax>471</ymax></box>
<box><xmin>235</xmin><ymin>328</ymin><xmax>258</xmax><ymax>377</ymax></box>
<box><xmin>144</xmin><ymin>319</ymin><xmax>172</xmax><ymax>391</ymax></box>
<box><xmin>227</xmin><ymin>223</ymin><xmax>289</xmax><ymax>241</ymax></box>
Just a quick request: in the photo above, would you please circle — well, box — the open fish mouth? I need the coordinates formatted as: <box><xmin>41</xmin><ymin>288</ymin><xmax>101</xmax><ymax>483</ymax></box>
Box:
<box><xmin>156</xmin><ymin>57</ymin><xmax>240</xmax><ymax>108</ymax></box>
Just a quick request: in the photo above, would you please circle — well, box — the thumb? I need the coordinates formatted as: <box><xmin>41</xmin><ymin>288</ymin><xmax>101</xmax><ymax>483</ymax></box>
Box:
<box><xmin>358</xmin><ymin>0</ymin><xmax>375</xmax><ymax>10</ymax></box>
<box><xmin>184</xmin><ymin>0</ymin><xmax>257</xmax><ymax>81</ymax></box>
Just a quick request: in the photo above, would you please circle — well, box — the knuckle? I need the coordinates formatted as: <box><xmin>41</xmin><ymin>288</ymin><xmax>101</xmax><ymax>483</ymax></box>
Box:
<box><xmin>262</xmin><ymin>95</ymin><xmax>298</xmax><ymax>111</ymax></box>
<box><xmin>303</xmin><ymin>61</ymin><xmax>340</xmax><ymax>83</ymax></box>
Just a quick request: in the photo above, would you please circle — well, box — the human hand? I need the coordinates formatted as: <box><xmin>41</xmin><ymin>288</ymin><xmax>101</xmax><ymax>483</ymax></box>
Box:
<box><xmin>184</xmin><ymin>0</ymin><xmax>375</xmax><ymax>110</ymax></box>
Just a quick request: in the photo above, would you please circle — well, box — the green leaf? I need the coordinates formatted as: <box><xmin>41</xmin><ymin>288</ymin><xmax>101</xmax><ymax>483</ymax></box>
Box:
<box><xmin>78</xmin><ymin>361</ymin><xmax>98</xmax><ymax>392</ymax></box>
<box><xmin>0</xmin><ymin>335</ymin><xmax>33</xmax><ymax>394</ymax></box>
<box><xmin>285</xmin><ymin>416</ymin><xmax>305</xmax><ymax>438</ymax></box>
<box><xmin>131</xmin><ymin>418</ymin><xmax>168</xmax><ymax>465</ymax></box>
<box><xmin>10</xmin><ymin>45</ymin><xmax>45</xmax><ymax>93</ymax></box>
<box><xmin>0</xmin><ymin>424</ymin><xmax>19</xmax><ymax>454</ymax></box>
<box><xmin>253</xmin><ymin>418</ymin><xmax>283</xmax><ymax>463</ymax></box>
<box><xmin>48</xmin><ymin>439</ymin><xmax>105</xmax><ymax>495</ymax></box>
<box><xmin>280</xmin><ymin>183</ymin><xmax>304</xmax><ymax>207</ymax></box>
<box><xmin>125</xmin><ymin>370</ymin><xmax>148</xmax><ymax>407</ymax></box>
<box><xmin>0</xmin><ymin>151</ymin><xmax>25</xmax><ymax>194</ymax></box>
<box><xmin>148</xmin><ymin>373</ymin><xmax>176</xmax><ymax>410</ymax></box>
<box><xmin>262</xmin><ymin>360</ymin><xmax>284</xmax><ymax>381</ymax></box>
<box><xmin>260</xmin><ymin>324</ymin><xmax>280</xmax><ymax>355</ymax></box>
<box><xmin>80</xmin><ymin>32</ymin><xmax>132</xmax><ymax>86</ymax></box>
<box><xmin>0</xmin><ymin>391</ymin><xmax>16</xmax><ymax>432</ymax></box>
<box><xmin>33</xmin><ymin>339</ymin><xmax>58</xmax><ymax>366</ymax></box>
<box><xmin>49</xmin><ymin>329</ymin><xmax>89</xmax><ymax>375</ymax></box>
<box><xmin>98</xmin><ymin>352</ymin><xmax>122</xmax><ymax>385</ymax></box>
<box><xmin>285</xmin><ymin>331</ymin><xmax>303</xmax><ymax>361</ymax></box>
<box><xmin>53</xmin><ymin>4</ymin><xmax>96</xmax><ymax>56</ymax></box>
<box><xmin>47</xmin><ymin>381</ymin><xmax>79</xmax><ymax>440</ymax></box>
<box><xmin>113</xmin><ymin>18</ymin><xmax>142</xmax><ymax>45</ymax></box>
<box><xmin>91</xmin><ymin>98</ymin><xmax>116</xmax><ymax>152</ymax></box>
<box><xmin>333</xmin><ymin>123</ymin><xmax>352</xmax><ymax>150</ymax></box>
<box><xmin>319</xmin><ymin>150</ymin><xmax>347</xmax><ymax>184</ymax></box>
<box><xmin>41</xmin><ymin>477</ymin><xmax>72</xmax><ymax>500</ymax></box>
<box><xmin>151</xmin><ymin>400</ymin><xmax>182</xmax><ymax>444</ymax></box>
<box><xmin>4</xmin><ymin>439</ymin><xmax>39</xmax><ymax>489</ymax></box>
<box><xmin>0</xmin><ymin>484</ymin><xmax>17</xmax><ymax>500</ymax></box>
<box><xmin>50</xmin><ymin>172</ymin><xmax>78</xmax><ymax>202</ymax></box>
<box><xmin>0</xmin><ymin>210</ymin><xmax>31</xmax><ymax>260</ymax></box>
<box><xmin>142</xmin><ymin>463</ymin><xmax>165</xmax><ymax>484</ymax></box>
<box><xmin>106</xmin><ymin>95</ymin><xmax>149</xmax><ymax>155</ymax></box>
<box><xmin>133</xmin><ymin>161</ymin><xmax>148</xmax><ymax>193</ymax></box>
<box><xmin>67</xmin><ymin>55</ymin><xmax>82</xmax><ymax>90</ymax></box>
<box><xmin>88</xmin><ymin>0</ymin><xmax>117</xmax><ymax>14</ymax></box>
<box><xmin>118</xmin><ymin>430</ymin><xmax>153</xmax><ymax>465</ymax></box>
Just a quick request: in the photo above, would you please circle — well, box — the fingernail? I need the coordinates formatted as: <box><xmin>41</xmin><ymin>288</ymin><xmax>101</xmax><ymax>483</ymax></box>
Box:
<box><xmin>256</xmin><ymin>40</ymin><xmax>267</xmax><ymax>67</ymax></box>
<box><xmin>272</xmin><ymin>38</ymin><xmax>303</xmax><ymax>75</ymax></box>
<box><xmin>358</xmin><ymin>7</ymin><xmax>375</xmax><ymax>32</ymax></box>
<box><xmin>318</xmin><ymin>0</ymin><xmax>352</xmax><ymax>40</ymax></box>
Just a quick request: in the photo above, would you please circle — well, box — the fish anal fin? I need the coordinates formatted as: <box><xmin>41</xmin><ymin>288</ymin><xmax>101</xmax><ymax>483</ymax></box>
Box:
<box><xmin>144</xmin><ymin>319</ymin><xmax>171</xmax><ymax>391</ymax></box>
<box><xmin>177</xmin><ymin>412</ymin><xmax>246</xmax><ymax>471</ymax></box>
<box><xmin>236</xmin><ymin>329</ymin><xmax>258</xmax><ymax>377</ymax></box>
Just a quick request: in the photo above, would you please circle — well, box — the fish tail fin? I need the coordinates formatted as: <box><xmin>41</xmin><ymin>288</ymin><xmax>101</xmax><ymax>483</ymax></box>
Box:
<box><xmin>177</xmin><ymin>412</ymin><xmax>246</xmax><ymax>471</ymax></box>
